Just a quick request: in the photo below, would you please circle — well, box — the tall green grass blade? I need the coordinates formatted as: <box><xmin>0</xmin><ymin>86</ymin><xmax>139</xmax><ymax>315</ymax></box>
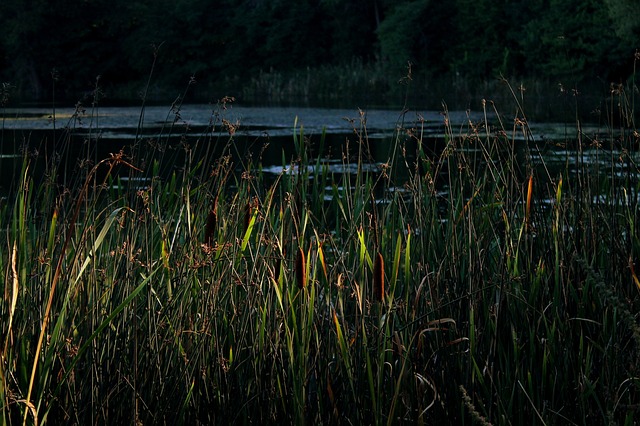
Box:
<box><xmin>241</xmin><ymin>206</ymin><xmax>259</xmax><ymax>253</ymax></box>
<box><xmin>44</xmin><ymin>266</ymin><xmax>161</xmax><ymax>422</ymax></box>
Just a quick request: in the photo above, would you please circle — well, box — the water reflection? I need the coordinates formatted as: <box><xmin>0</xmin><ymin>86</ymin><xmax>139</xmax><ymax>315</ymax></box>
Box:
<box><xmin>0</xmin><ymin>104</ymin><xmax>637</xmax><ymax>207</ymax></box>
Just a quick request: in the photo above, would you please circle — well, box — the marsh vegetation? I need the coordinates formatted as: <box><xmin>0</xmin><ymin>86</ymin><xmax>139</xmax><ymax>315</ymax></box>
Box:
<box><xmin>1</xmin><ymin>69</ymin><xmax>640</xmax><ymax>426</ymax></box>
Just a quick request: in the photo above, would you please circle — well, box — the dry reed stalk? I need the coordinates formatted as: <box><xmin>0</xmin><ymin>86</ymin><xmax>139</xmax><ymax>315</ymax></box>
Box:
<box><xmin>296</xmin><ymin>246</ymin><xmax>307</xmax><ymax>289</ymax></box>
<box><xmin>4</xmin><ymin>242</ymin><xmax>18</xmax><ymax>358</ymax></box>
<box><xmin>374</xmin><ymin>252</ymin><xmax>385</xmax><ymax>302</ymax></box>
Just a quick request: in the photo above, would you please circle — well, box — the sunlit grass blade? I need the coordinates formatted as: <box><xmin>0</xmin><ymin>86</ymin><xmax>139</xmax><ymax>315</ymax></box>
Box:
<box><xmin>73</xmin><ymin>207</ymin><xmax>130</xmax><ymax>287</ymax></box>
<box><xmin>357</xmin><ymin>226</ymin><xmax>373</xmax><ymax>270</ymax></box>
<box><xmin>241</xmin><ymin>201</ymin><xmax>259</xmax><ymax>252</ymax></box>
<box><xmin>4</xmin><ymin>242</ymin><xmax>18</xmax><ymax>355</ymax></box>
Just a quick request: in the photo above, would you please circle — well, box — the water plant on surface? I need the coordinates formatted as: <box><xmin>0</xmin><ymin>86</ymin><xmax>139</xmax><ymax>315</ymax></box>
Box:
<box><xmin>1</xmin><ymin>77</ymin><xmax>639</xmax><ymax>425</ymax></box>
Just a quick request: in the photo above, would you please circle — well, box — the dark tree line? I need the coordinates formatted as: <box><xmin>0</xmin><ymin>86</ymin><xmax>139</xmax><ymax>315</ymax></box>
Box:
<box><xmin>0</xmin><ymin>0</ymin><xmax>638</xmax><ymax>103</ymax></box>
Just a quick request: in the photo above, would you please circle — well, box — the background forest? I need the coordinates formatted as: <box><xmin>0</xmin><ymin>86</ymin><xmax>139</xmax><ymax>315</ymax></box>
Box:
<box><xmin>0</xmin><ymin>0</ymin><xmax>639</xmax><ymax>107</ymax></box>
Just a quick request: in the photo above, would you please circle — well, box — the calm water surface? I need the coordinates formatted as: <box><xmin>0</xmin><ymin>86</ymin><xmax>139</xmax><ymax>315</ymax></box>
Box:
<box><xmin>0</xmin><ymin>104</ymin><xmax>637</xmax><ymax>205</ymax></box>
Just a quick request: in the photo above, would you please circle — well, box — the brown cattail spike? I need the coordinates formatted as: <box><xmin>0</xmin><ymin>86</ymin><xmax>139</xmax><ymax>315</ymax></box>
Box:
<box><xmin>296</xmin><ymin>246</ymin><xmax>307</xmax><ymax>289</ymax></box>
<box><xmin>374</xmin><ymin>252</ymin><xmax>385</xmax><ymax>302</ymax></box>
<box><xmin>204</xmin><ymin>198</ymin><xmax>218</xmax><ymax>247</ymax></box>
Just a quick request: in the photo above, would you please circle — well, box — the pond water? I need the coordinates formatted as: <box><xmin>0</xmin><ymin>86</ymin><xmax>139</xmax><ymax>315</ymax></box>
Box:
<box><xmin>0</xmin><ymin>103</ymin><xmax>637</xmax><ymax>206</ymax></box>
<box><xmin>0</xmin><ymin>103</ymin><xmax>606</xmax><ymax>139</ymax></box>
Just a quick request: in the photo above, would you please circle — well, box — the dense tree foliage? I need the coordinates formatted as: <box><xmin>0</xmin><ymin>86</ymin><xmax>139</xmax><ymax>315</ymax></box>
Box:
<box><xmin>0</xmin><ymin>0</ymin><xmax>637</xmax><ymax>102</ymax></box>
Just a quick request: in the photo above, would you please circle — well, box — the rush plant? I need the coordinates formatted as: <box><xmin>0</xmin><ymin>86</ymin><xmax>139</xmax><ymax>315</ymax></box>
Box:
<box><xmin>1</xmin><ymin>73</ymin><xmax>639</xmax><ymax>425</ymax></box>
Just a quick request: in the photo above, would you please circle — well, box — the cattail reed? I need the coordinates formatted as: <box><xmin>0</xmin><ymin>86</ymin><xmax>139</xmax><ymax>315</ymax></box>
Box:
<box><xmin>296</xmin><ymin>246</ymin><xmax>307</xmax><ymax>289</ymax></box>
<box><xmin>204</xmin><ymin>198</ymin><xmax>218</xmax><ymax>247</ymax></box>
<box><xmin>374</xmin><ymin>252</ymin><xmax>385</xmax><ymax>302</ymax></box>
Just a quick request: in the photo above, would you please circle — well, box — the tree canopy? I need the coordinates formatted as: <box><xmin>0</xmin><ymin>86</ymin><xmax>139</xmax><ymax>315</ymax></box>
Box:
<box><xmin>0</xmin><ymin>0</ymin><xmax>637</xmax><ymax>103</ymax></box>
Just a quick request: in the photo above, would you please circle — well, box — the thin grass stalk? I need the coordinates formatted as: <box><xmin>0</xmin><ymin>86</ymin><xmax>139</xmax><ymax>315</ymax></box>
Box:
<box><xmin>374</xmin><ymin>252</ymin><xmax>385</xmax><ymax>303</ymax></box>
<box><xmin>296</xmin><ymin>246</ymin><xmax>307</xmax><ymax>289</ymax></box>
<box><xmin>23</xmin><ymin>154</ymin><xmax>136</xmax><ymax>424</ymax></box>
<box><xmin>134</xmin><ymin>43</ymin><xmax>162</xmax><ymax>144</ymax></box>
<box><xmin>5</xmin><ymin>74</ymin><xmax>640</xmax><ymax>423</ymax></box>
<box><xmin>525</xmin><ymin>174</ymin><xmax>533</xmax><ymax>232</ymax></box>
<box><xmin>4</xmin><ymin>242</ymin><xmax>18</xmax><ymax>358</ymax></box>
<box><xmin>44</xmin><ymin>266</ymin><xmax>161</xmax><ymax>422</ymax></box>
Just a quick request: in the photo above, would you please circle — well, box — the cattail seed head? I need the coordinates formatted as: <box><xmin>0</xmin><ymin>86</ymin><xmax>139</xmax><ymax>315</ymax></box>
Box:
<box><xmin>204</xmin><ymin>198</ymin><xmax>218</xmax><ymax>247</ymax></box>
